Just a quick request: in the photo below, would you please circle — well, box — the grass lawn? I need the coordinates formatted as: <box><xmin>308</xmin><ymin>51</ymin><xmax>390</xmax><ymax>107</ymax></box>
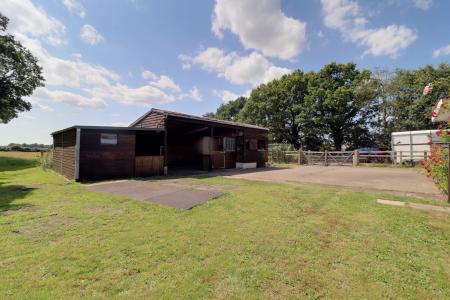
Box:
<box><xmin>1</xmin><ymin>152</ymin><xmax>449</xmax><ymax>299</ymax></box>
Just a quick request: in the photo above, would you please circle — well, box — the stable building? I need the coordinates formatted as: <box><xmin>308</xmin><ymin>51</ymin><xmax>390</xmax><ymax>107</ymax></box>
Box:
<box><xmin>51</xmin><ymin>108</ymin><xmax>269</xmax><ymax>181</ymax></box>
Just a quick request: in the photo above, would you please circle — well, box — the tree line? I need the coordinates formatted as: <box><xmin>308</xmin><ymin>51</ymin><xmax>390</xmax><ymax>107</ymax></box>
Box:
<box><xmin>205</xmin><ymin>62</ymin><xmax>450</xmax><ymax>150</ymax></box>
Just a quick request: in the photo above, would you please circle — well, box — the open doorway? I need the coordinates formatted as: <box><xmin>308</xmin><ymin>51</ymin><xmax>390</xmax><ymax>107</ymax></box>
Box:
<box><xmin>135</xmin><ymin>131</ymin><xmax>164</xmax><ymax>176</ymax></box>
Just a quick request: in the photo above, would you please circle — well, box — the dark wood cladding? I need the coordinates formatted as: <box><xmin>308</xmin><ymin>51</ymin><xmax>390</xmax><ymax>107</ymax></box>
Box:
<box><xmin>53</xmin><ymin>128</ymin><xmax>77</xmax><ymax>179</ymax></box>
<box><xmin>132</xmin><ymin>111</ymin><xmax>165</xmax><ymax>128</ymax></box>
<box><xmin>211</xmin><ymin>151</ymin><xmax>236</xmax><ymax>169</ymax></box>
<box><xmin>79</xmin><ymin>129</ymin><xmax>136</xmax><ymax>180</ymax></box>
<box><xmin>135</xmin><ymin>156</ymin><xmax>164</xmax><ymax>176</ymax></box>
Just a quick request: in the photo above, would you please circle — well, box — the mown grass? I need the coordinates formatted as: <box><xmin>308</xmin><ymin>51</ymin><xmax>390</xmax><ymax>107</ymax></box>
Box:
<box><xmin>0</xmin><ymin>153</ymin><xmax>449</xmax><ymax>299</ymax></box>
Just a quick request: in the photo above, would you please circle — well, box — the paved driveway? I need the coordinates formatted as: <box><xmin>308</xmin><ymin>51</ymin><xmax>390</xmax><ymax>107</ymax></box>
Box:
<box><xmin>222</xmin><ymin>165</ymin><xmax>443</xmax><ymax>199</ymax></box>
<box><xmin>87</xmin><ymin>179</ymin><xmax>225</xmax><ymax>209</ymax></box>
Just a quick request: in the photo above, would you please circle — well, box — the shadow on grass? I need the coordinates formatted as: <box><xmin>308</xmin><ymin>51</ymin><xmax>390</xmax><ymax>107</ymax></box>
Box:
<box><xmin>0</xmin><ymin>157</ymin><xmax>39</xmax><ymax>172</ymax></box>
<box><xmin>0</xmin><ymin>182</ymin><xmax>36</xmax><ymax>213</ymax></box>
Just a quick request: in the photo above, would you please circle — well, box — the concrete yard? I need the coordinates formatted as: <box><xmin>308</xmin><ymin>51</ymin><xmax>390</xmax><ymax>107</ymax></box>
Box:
<box><xmin>87</xmin><ymin>179</ymin><xmax>225</xmax><ymax>209</ymax></box>
<box><xmin>222</xmin><ymin>165</ymin><xmax>443</xmax><ymax>200</ymax></box>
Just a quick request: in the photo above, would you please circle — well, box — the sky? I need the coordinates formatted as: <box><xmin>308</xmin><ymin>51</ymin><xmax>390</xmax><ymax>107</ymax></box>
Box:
<box><xmin>0</xmin><ymin>0</ymin><xmax>449</xmax><ymax>144</ymax></box>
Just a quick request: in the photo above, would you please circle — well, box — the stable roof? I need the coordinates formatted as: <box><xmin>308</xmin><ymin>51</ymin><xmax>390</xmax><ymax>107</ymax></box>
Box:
<box><xmin>51</xmin><ymin>125</ymin><xmax>164</xmax><ymax>136</ymax></box>
<box><xmin>130</xmin><ymin>108</ymin><xmax>269</xmax><ymax>131</ymax></box>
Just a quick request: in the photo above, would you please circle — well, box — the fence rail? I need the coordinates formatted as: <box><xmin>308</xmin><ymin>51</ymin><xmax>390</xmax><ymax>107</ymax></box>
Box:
<box><xmin>269</xmin><ymin>149</ymin><xmax>430</xmax><ymax>166</ymax></box>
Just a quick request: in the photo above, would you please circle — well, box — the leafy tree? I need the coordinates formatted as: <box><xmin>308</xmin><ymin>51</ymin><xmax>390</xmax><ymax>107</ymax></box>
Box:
<box><xmin>0</xmin><ymin>13</ymin><xmax>44</xmax><ymax>123</ymax></box>
<box><xmin>216</xmin><ymin>96</ymin><xmax>247</xmax><ymax>121</ymax></box>
<box><xmin>240</xmin><ymin>70</ymin><xmax>321</xmax><ymax>149</ymax></box>
<box><xmin>388</xmin><ymin>64</ymin><xmax>450</xmax><ymax>132</ymax></box>
<box><xmin>202</xmin><ymin>112</ymin><xmax>216</xmax><ymax>118</ymax></box>
<box><xmin>308</xmin><ymin>62</ymin><xmax>378</xmax><ymax>150</ymax></box>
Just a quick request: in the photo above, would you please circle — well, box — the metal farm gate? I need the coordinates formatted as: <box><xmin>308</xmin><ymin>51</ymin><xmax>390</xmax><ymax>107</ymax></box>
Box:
<box><xmin>302</xmin><ymin>150</ymin><xmax>354</xmax><ymax>166</ymax></box>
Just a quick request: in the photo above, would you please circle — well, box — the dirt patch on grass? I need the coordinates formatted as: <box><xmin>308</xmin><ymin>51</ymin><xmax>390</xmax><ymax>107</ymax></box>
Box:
<box><xmin>14</xmin><ymin>215</ymin><xmax>78</xmax><ymax>237</ymax></box>
<box><xmin>85</xmin><ymin>206</ymin><xmax>123</xmax><ymax>214</ymax></box>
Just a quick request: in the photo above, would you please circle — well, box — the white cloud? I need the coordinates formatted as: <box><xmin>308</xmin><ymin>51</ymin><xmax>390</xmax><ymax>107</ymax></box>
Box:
<box><xmin>188</xmin><ymin>87</ymin><xmax>202</xmax><ymax>101</ymax></box>
<box><xmin>33</xmin><ymin>87</ymin><xmax>106</xmax><ymax>108</ymax></box>
<box><xmin>1</xmin><ymin>0</ymin><xmax>66</xmax><ymax>45</ymax></box>
<box><xmin>150</xmin><ymin>75</ymin><xmax>181</xmax><ymax>92</ymax></box>
<box><xmin>180</xmin><ymin>47</ymin><xmax>291</xmax><ymax>86</ymax></box>
<box><xmin>413</xmin><ymin>0</ymin><xmax>432</xmax><ymax>10</ymax></box>
<box><xmin>63</xmin><ymin>0</ymin><xmax>85</xmax><ymax>18</ymax></box>
<box><xmin>3</xmin><ymin>6</ymin><xmax>180</xmax><ymax>110</ymax></box>
<box><xmin>28</xmin><ymin>99</ymin><xmax>54</xmax><ymax>112</ymax></box>
<box><xmin>213</xmin><ymin>89</ymin><xmax>240</xmax><ymax>103</ymax></box>
<box><xmin>321</xmin><ymin>0</ymin><xmax>416</xmax><ymax>58</ymax></box>
<box><xmin>142</xmin><ymin>70</ymin><xmax>182</xmax><ymax>92</ymax></box>
<box><xmin>212</xmin><ymin>0</ymin><xmax>307</xmax><ymax>60</ymax></box>
<box><xmin>141</xmin><ymin>70</ymin><xmax>158</xmax><ymax>80</ymax></box>
<box><xmin>433</xmin><ymin>44</ymin><xmax>450</xmax><ymax>58</ymax></box>
<box><xmin>179</xmin><ymin>87</ymin><xmax>203</xmax><ymax>102</ymax></box>
<box><xmin>81</xmin><ymin>24</ymin><xmax>104</xmax><ymax>45</ymax></box>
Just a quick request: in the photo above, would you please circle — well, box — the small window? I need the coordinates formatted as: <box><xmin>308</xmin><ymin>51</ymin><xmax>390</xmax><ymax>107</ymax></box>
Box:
<box><xmin>224</xmin><ymin>137</ymin><xmax>235</xmax><ymax>152</ymax></box>
<box><xmin>100</xmin><ymin>133</ymin><xmax>117</xmax><ymax>145</ymax></box>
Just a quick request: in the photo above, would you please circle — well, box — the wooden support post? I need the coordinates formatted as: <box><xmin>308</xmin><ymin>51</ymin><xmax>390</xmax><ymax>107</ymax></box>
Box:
<box><xmin>424</xmin><ymin>151</ymin><xmax>427</xmax><ymax>160</ymax></box>
<box><xmin>298</xmin><ymin>149</ymin><xmax>301</xmax><ymax>165</ymax></box>
<box><xmin>324</xmin><ymin>150</ymin><xmax>328</xmax><ymax>166</ymax></box>
<box><xmin>163</xmin><ymin>129</ymin><xmax>168</xmax><ymax>175</ymax></box>
<box><xmin>353</xmin><ymin>150</ymin><xmax>359</xmax><ymax>167</ymax></box>
<box><xmin>399</xmin><ymin>151</ymin><xmax>403</xmax><ymax>165</ymax></box>
<box><xmin>308</xmin><ymin>150</ymin><xmax>311</xmax><ymax>165</ymax></box>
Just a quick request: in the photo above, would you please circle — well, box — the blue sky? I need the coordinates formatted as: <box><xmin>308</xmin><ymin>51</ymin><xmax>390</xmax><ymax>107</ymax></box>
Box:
<box><xmin>0</xmin><ymin>0</ymin><xmax>449</xmax><ymax>144</ymax></box>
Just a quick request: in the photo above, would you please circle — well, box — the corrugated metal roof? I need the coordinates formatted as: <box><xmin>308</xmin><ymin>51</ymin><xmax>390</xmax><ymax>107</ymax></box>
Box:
<box><xmin>130</xmin><ymin>108</ymin><xmax>268</xmax><ymax>131</ymax></box>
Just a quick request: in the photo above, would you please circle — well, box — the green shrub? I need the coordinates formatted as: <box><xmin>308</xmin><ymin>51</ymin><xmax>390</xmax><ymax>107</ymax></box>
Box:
<box><xmin>39</xmin><ymin>151</ymin><xmax>53</xmax><ymax>170</ymax></box>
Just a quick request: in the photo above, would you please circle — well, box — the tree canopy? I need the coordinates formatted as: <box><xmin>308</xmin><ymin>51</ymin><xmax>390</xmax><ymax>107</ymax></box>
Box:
<box><xmin>206</xmin><ymin>62</ymin><xmax>450</xmax><ymax>150</ymax></box>
<box><xmin>0</xmin><ymin>13</ymin><xmax>44</xmax><ymax>123</ymax></box>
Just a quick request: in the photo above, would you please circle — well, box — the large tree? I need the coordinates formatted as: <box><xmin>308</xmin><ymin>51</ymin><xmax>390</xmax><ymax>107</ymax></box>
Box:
<box><xmin>240</xmin><ymin>70</ymin><xmax>321</xmax><ymax>149</ymax></box>
<box><xmin>308</xmin><ymin>62</ymin><xmax>378</xmax><ymax>150</ymax></box>
<box><xmin>0</xmin><ymin>13</ymin><xmax>44</xmax><ymax>123</ymax></box>
<box><xmin>215</xmin><ymin>96</ymin><xmax>247</xmax><ymax>121</ymax></box>
<box><xmin>388</xmin><ymin>64</ymin><xmax>450</xmax><ymax>132</ymax></box>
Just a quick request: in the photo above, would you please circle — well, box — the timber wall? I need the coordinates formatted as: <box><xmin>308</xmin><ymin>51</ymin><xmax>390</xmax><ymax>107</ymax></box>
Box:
<box><xmin>52</xmin><ymin>129</ymin><xmax>77</xmax><ymax>179</ymax></box>
<box><xmin>78</xmin><ymin>129</ymin><xmax>136</xmax><ymax>180</ymax></box>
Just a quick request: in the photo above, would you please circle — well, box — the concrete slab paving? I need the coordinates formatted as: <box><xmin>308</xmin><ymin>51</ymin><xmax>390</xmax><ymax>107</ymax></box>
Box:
<box><xmin>220</xmin><ymin>165</ymin><xmax>443</xmax><ymax>200</ymax></box>
<box><xmin>377</xmin><ymin>199</ymin><xmax>450</xmax><ymax>214</ymax></box>
<box><xmin>86</xmin><ymin>180</ymin><xmax>225</xmax><ymax>209</ymax></box>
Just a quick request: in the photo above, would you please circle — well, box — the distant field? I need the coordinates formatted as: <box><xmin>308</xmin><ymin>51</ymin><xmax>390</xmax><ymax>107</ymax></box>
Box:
<box><xmin>0</xmin><ymin>151</ymin><xmax>42</xmax><ymax>160</ymax></box>
<box><xmin>0</xmin><ymin>152</ymin><xmax>449</xmax><ymax>299</ymax></box>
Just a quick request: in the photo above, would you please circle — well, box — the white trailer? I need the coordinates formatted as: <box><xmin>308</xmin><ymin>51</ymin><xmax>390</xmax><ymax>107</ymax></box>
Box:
<box><xmin>391</xmin><ymin>129</ymin><xmax>440</xmax><ymax>162</ymax></box>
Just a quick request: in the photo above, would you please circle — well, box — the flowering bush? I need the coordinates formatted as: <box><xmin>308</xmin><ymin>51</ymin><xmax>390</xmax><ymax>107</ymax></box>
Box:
<box><xmin>421</xmin><ymin>125</ymin><xmax>450</xmax><ymax>194</ymax></box>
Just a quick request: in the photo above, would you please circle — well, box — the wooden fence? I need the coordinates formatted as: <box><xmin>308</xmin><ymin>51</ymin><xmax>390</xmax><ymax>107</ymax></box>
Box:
<box><xmin>269</xmin><ymin>149</ymin><xmax>430</xmax><ymax>166</ymax></box>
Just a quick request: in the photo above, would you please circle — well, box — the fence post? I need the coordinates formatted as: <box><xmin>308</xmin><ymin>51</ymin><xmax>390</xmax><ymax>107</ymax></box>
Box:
<box><xmin>308</xmin><ymin>150</ymin><xmax>311</xmax><ymax>165</ymax></box>
<box><xmin>324</xmin><ymin>150</ymin><xmax>328</xmax><ymax>166</ymax></box>
<box><xmin>424</xmin><ymin>151</ymin><xmax>427</xmax><ymax>160</ymax></box>
<box><xmin>353</xmin><ymin>150</ymin><xmax>359</xmax><ymax>167</ymax></box>
<box><xmin>298</xmin><ymin>148</ymin><xmax>301</xmax><ymax>165</ymax></box>
<box><xmin>399</xmin><ymin>151</ymin><xmax>403</xmax><ymax>165</ymax></box>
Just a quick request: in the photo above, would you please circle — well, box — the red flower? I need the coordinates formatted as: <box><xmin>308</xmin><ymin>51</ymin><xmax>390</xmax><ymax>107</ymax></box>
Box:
<box><xmin>427</xmin><ymin>141</ymin><xmax>433</xmax><ymax>145</ymax></box>
<box><xmin>431</xmin><ymin>111</ymin><xmax>438</xmax><ymax>117</ymax></box>
<box><xmin>436</xmin><ymin>131</ymin><xmax>442</xmax><ymax>137</ymax></box>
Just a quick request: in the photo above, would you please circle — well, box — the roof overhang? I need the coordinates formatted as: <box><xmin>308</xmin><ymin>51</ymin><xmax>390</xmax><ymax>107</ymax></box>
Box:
<box><xmin>51</xmin><ymin>125</ymin><xmax>164</xmax><ymax>136</ymax></box>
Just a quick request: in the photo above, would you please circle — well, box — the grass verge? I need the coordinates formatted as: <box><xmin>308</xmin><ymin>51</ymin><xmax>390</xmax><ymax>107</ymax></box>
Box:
<box><xmin>0</xmin><ymin>153</ymin><xmax>449</xmax><ymax>299</ymax></box>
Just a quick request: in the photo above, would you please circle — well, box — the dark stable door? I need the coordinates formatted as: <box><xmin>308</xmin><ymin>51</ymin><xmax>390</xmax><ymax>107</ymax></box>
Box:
<box><xmin>236</xmin><ymin>136</ymin><xmax>244</xmax><ymax>162</ymax></box>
